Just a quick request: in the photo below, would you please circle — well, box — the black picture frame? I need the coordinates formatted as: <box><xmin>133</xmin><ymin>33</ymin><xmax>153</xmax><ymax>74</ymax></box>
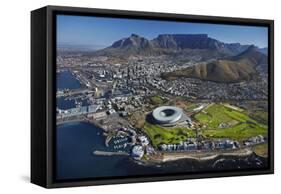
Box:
<box><xmin>31</xmin><ymin>5</ymin><xmax>274</xmax><ymax>188</ymax></box>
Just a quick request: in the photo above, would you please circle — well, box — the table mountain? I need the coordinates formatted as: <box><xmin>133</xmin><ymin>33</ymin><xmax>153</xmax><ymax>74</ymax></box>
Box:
<box><xmin>94</xmin><ymin>33</ymin><xmax>251</xmax><ymax>57</ymax></box>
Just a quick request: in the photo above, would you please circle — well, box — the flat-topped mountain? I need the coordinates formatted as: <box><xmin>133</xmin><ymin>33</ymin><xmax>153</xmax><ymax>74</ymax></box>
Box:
<box><xmin>152</xmin><ymin>34</ymin><xmax>224</xmax><ymax>50</ymax></box>
<box><xmin>152</xmin><ymin>34</ymin><xmax>248</xmax><ymax>53</ymax></box>
<box><xmin>94</xmin><ymin>33</ymin><xmax>252</xmax><ymax>57</ymax></box>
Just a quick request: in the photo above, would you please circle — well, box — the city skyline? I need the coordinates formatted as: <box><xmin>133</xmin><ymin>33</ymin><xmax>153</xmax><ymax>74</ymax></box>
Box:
<box><xmin>57</xmin><ymin>15</ymin><xmax>268</xmax><ymax>48</ymax></box>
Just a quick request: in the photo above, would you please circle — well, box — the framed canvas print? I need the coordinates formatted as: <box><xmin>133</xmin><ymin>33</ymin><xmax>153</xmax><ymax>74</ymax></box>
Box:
<box><xmin>31</xmin><ymin>5</ymin><xmax>274</xmax><ymax>188</ymax></box>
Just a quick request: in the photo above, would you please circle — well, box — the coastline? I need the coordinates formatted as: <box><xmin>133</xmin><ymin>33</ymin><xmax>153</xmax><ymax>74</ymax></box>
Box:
<box><xmin>57</xmin><ymin>120</ymin><xmax>268</xmax><ymax>164</ymax></box>
<box><xmin>140</xmin><ymin>147</ymin><xmax>268</xmax><ymax>165</ymax></box>
<box><xmin>160</xmin><ymin>148</ymin><xmax>254</xmax><ymax>163</ymax></box>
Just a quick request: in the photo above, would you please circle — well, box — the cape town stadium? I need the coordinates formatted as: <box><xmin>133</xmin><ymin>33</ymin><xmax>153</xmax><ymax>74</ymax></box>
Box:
<box><xmin>152</xmin><ymin>106</ymin><xmax>183</xmax><ymax>125</ymax></box>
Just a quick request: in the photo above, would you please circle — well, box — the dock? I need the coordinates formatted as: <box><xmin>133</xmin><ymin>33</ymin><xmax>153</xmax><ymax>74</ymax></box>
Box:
<box><xmin>93</xmin><ymin>150</ymin><xmax>129</xmax><ymax>156</ymax></box>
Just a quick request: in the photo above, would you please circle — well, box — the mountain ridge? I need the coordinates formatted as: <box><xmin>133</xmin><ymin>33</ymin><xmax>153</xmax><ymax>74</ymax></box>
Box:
<box><xmin>162</xmin><ymin>45</ymin><xmax>267</xmax><ymax>83</ymax></box>
<box><xmin>94</xmin><ymin>33</ymin><xmax>255</xmax><ymax>57</ymax></box>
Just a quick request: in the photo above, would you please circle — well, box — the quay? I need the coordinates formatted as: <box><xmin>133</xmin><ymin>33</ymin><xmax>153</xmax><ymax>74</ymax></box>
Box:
<box><xmin>93</xmin><ymin>150</ymin><xmax>129</xmax><ymax>156</ymax></box>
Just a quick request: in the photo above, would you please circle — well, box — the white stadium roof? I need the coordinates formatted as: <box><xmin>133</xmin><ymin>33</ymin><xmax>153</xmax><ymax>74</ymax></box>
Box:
<box><xmin>152</xmin><ymin>106</ymin><xmax>183</xmax><ymax>124</ymax></box>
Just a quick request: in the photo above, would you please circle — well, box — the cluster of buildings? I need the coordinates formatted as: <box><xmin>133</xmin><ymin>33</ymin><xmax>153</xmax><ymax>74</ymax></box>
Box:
<box><xmin>113</xmin><ymin>127</ymin><xmax>154</xmax><ymax>160</ymax></box>
<box><xmin>131</xmin><ymin>144</ymin><xmax>156</xmax><ymax>159</ymax></box>
<box><xmin>108</xmin><ymin>95</ymin><xmax>145</xmax><ymax>114</ymax></box>
<box><xmin>57</xmin><ymin>104</ymin><xmax>101</xmax><ymax>119</ymax></box>
<box><xmin>130</xmin><ymin>135</ymin><xmax>153</xmax><ymax>159</ymax></box>
<box><xmin>58</xmin><ymin>49</ymin><xmax>268</xmax><ymax>103</ymax></box>
<box><xmin>243</xmin><ymin>135</ymin><xmax>266</xmax><ymax>146</ymax></box>
<box><xmin>131</xmin><ymin>145</ymin><xmax>144</xmax><ymax>159</ymax></box>
<box><xmin>159</xmin><ymin>138</ymin><xmax>240</xmax><ymax>152</ymax></box>
<box><xmin>148</xmin><ymin>77</ymin><xmax>199</xmax><ymax>98</ymax></box>
<box><xmin>159</xmin><ymin>135</ymin><xmax>267</xmax><ymax>152</ymax></box>
<box><xmin>198</xmin><ymin>79</ymin><xmax>268</xmax><ymax>100</ymax></box>
<box><xmin>148</xmin><ymin>75</ymin><xmax>267</xmax><ymax>101</ymax></box>
<box><xmin>57</xmin><ymin>89</ymin><xmax>146</xmax><ymax>123</ymax></box>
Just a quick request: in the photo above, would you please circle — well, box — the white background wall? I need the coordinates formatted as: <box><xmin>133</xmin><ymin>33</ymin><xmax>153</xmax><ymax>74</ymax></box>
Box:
<box><xmin>0</xmin><ymin>0</ymin><xmax>279</xmax><ymax>193</ymax></box>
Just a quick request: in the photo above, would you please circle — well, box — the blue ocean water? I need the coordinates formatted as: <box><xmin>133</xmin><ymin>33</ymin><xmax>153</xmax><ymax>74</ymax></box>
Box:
<box><xmin>57</xmin><ymin>70</ymin><xmax>81</xmax><ymax>90</ymax></box>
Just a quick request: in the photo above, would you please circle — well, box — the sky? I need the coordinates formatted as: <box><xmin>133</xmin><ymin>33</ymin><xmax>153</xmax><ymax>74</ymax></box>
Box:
<box><xmin>57</xmin><ymin>15</ymin><xmax>268</xmax><ymax>49</ymax></box>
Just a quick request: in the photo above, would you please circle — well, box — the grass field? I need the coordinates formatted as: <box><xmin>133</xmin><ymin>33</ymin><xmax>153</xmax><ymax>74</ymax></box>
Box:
<box><xmin>143</xmin><ymin>122</ymin><xmax>196</xmax><ymax>147</ymax></box>
<box><xmin>150</xmin><ymin>95</ymin><xmax>167</xmax><ymax>105</ymax></box>
<box><xmin>185</xmin><ymin>102</ymin><xmax>200</xmax><ymax>110</ymax></box>
<box><xmin>194</xmin><ymin>104</ymin><xmax>268</xmax><ymax>141</ymax></box>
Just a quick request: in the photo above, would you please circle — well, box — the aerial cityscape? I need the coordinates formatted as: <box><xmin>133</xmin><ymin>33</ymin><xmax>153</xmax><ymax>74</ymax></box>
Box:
<box><xmin>56</xmin><ymin>15</ymin><xmax>269</xmax><ymax>180</ymax></box>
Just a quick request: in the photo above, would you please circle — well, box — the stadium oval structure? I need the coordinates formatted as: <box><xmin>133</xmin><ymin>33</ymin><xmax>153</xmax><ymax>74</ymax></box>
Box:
<box><xmin>152</xmin><ymin>106</ymin><xmax>183</xmax><ymax>125</ymax></box>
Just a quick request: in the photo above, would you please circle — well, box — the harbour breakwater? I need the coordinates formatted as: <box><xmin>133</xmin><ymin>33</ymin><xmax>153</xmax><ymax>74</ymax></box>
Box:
<box><xmin>93</xmin><ymin>150</ymin><xmax>129</xmax><ymax>156</ymax></box>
